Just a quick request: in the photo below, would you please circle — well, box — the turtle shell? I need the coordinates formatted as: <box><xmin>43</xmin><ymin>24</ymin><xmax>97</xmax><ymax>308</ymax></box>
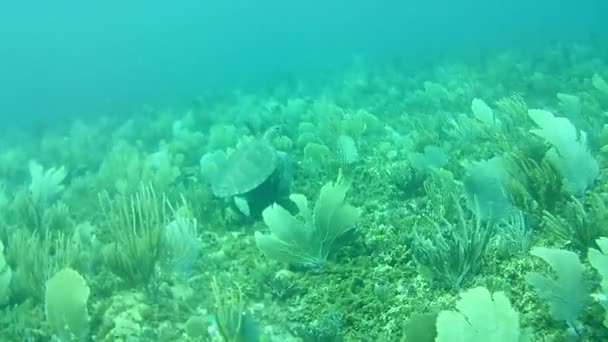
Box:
<box><xmin>211</xmin><ymin>139</ymin><xmax>278</xmax><ymax>198</ymax></box>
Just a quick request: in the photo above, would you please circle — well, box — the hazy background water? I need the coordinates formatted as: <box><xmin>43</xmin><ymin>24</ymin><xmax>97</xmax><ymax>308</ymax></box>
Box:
<box><xmin>0</xmin><ymin>0</ymin><xmax>605</xmax><ymax>128</ymax></box>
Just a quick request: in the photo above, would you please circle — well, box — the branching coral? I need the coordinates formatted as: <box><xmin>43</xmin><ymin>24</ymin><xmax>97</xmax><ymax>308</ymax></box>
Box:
<box><xmin>541</xmin><ymin>194</ymin><xmax>608</xmax><ymax>252</ymax></box>
<box><xmin>5</xmin><ymin>229</ymin><xmax>78</xmax><ymax>301</ymax></box>
<box><xmin>99</xmin><ymin>183</ymin><xmax>166</xmax><ymax>288</ymax></box>
<box><xmin>413</xmin><ymin>192</ymin><xmax>495</xmax><ymax>288</ymax></box>
<box><xmin>211</xmin><ymin>278</ymin><xmax>259</xmax><ymax>342</ymax></box>
<box><xmin>503</xmin><ymin>153</ymin><xmax>563</xmax><ymax>214</ymax></box>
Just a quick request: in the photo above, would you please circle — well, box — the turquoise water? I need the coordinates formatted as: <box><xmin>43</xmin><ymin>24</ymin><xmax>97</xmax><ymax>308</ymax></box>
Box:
<box><xmin>1</xmin><ymin>1</ymin><xmax>605</xmax><ymax>124</ymax></box>
<box><xmin>0</xmin><ymin>1</ymin><xmax>607</xmax><ymax>341</ymax></box>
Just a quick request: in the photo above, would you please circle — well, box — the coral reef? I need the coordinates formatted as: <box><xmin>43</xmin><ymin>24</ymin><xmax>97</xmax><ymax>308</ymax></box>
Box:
<box><xmin>0</xmin><ymin>42</ymin><xmax>608</xmax><ymax>341</ymax></box>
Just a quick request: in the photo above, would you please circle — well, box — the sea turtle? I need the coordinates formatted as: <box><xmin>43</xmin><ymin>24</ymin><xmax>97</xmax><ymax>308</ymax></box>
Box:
<box><xmin>200</xmin><ymin>136</ymin><xmax>293</xmax><ymax>217</ymax></box>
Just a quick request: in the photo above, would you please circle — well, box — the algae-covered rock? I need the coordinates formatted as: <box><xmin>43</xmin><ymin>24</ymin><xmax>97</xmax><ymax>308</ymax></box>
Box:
<box><xmin>99</xmin><ymin>292</ymin><xmax>150</xmax><ymax>341</ymax></box>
